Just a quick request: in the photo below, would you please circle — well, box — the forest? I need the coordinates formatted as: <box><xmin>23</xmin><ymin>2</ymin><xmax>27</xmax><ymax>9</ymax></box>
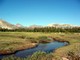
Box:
<box><xmin>0</xmin><ymin>27</ymin><xmax>80</xmax><ymax>33</ymax></box>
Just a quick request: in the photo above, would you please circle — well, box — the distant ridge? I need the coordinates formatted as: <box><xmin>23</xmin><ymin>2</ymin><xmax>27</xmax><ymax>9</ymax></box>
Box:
<box><xmin>0</xmin><ymin>19</ymin><xmax>80</xmax><ymax>29</ymax></box>
<box><xmin>47</xmin><ymin>24</ymin><xmax>79</xmax><ymax>28</ymax></box>
<box><xmin>0</xmin><ymin>20</ymin><xmax>17</xmax><ymax>29</ymax></box>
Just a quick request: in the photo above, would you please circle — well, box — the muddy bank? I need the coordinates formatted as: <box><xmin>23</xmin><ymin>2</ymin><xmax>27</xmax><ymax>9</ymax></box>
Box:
<box><xmin>0</xmin><ymin>43</ymin><xmax>37</xmax><ymax>55</ymax></box>
<box><xmin>48</xmin><ymin>37</ymin><xmax>70</xmax><ymax>44</ymax></box>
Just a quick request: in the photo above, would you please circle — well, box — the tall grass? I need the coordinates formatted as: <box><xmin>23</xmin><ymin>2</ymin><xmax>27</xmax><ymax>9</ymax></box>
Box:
<box><xmin>53</xmin><ymin>43</ymin><xmax>80</xmax><ymax>60</ymax></box>
<box><xmin>0</xmin><ymin>32</ymin><xmax>80</xmax><ymax>60</ymax></box>
<box><xmin>2</xmin><ymin>51</ymin><xmax>53</xmax><ymax>60</ymax></box>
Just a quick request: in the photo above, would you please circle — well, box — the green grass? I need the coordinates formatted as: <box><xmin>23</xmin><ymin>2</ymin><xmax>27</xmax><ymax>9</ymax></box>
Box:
<box><xmin>53</xmin><ymin>43</ymin><xmax>80</xmax><ymax>60</ymax></box>
<box><xmin>0</xmin><ymin>32</ymin><xmax>80</xmax><ymax>43</ymax></box>
<box><xmin>0</xmin><ymin>32</ymin><xmax>80</xmax><ymax>60</ymax></box>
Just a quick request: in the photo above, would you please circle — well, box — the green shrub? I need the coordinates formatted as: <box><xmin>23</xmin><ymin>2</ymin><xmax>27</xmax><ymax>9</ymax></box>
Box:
<box><xmin>27</xmin><ymin>51</ymin><xmax>53</xmax><ymax>60</ymax></box>
<box><xmin>38</xmin><ymin>36</ymin><xmax>53</xmax><ymax>43</ymax></box>
<box><xmin>2</xmin><ymin>55</ymin><xmax>19</xmax><ymax>60</ymax></box>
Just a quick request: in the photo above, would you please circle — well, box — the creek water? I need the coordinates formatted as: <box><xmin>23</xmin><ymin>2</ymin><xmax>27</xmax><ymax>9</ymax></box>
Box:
<box><xmin>0</xmin><ymin>41</ymin><xmax>68</xmax><ymax>59</ymax></box>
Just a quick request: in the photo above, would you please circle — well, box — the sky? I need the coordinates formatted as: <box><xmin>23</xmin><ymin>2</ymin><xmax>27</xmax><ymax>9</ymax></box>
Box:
<box><xmin>0</xmin><ymin>0</ymin><xmax>80</xmax><ymax>26</ymax></box>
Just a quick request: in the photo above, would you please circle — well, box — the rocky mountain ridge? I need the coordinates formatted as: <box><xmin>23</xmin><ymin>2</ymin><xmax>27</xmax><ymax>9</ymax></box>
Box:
<box><xmin>0</xmin><ymin>20</ymin><xmax>80</xmax><ymax>29</ymax></box>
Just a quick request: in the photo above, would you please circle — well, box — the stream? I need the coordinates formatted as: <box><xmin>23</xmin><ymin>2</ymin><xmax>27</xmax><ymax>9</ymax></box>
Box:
<box><xmin>0</xmin><ymin>41</ymin><xmax>68</xmax><ymax>59</ymax></box>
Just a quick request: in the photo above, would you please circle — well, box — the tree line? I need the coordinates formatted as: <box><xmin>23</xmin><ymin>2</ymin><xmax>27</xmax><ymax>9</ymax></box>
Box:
<box><xmin>0</xmin><ymin>27</ymin><xmax>80</xmax><ymax>33</ymax></box>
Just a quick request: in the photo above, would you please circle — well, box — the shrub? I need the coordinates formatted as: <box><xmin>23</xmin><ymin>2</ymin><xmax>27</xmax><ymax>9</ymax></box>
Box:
<box><xmin>27</xmin><ymin>51</ymin><xmax>53</xmax><ymax>60</ymax></box>
<box><xmin>38</xmin><ymin>36</ymin><xmax>53</xmax><ymax>43</ymax></box>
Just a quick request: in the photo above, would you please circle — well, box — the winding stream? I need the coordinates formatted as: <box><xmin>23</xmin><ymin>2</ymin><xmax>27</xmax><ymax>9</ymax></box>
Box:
<box><xmin>0</xmin><ymin>41</ymin><xmax>68</xmax><ymax>59</ymax></box>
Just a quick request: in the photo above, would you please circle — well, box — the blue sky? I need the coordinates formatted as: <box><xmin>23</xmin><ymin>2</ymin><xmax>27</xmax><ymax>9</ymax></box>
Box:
<box><xmin>0</xmin><ymin>0</ymin><xmax>80</xmax><ymax>26</ymax></box>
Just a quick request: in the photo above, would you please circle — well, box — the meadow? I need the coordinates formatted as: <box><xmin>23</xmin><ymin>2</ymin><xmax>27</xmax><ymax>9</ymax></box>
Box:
<box><xmin>0</xmin><ymin>32</ymin><xmax>80</xmax><ymax>60</ymax></box>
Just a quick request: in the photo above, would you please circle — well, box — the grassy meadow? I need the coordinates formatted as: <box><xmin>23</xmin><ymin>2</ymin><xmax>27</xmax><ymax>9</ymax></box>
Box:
<box><xmin>0</xmin><ymin>32</ymin><xmax>80</xmax><ymax>60</ymax></box>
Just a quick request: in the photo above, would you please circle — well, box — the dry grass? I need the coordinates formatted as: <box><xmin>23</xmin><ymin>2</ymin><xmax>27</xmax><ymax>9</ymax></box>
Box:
<box><xmin>0</xmin><ymin>32</ymin><xmax>80</xmax><ymax>60</ymax></box>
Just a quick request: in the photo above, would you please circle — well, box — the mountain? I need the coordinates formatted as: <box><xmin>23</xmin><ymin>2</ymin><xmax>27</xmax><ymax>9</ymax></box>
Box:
<box><xmin>0</xmin><ymin>20</ymin><xmax>16</xmax><ymax>29</ymax></box>
<box><xmin>47</xmin><ymin>24</ymin><xmax>79</xmax><ymax>28</ymax></box>
<box><xmin>0</xmin><ymin>19</ymin><xmax>80</xmax><ymax>29</ymax></box>
<box><xmin>28</xmin><ymin>25</ymin><xmax>43</xmax><ymax>29</ymax></box>
<box><xmin>15</xmin><ymin>23</ymin><xmax>24</xmax><ymax>28</ymax></box>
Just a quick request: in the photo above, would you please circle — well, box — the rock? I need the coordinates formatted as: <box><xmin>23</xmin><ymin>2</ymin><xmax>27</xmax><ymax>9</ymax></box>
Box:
<box><xmin>62</xmin><ymin>57</ymin><xmax>69</xmax><ymax>60</ymax></box>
